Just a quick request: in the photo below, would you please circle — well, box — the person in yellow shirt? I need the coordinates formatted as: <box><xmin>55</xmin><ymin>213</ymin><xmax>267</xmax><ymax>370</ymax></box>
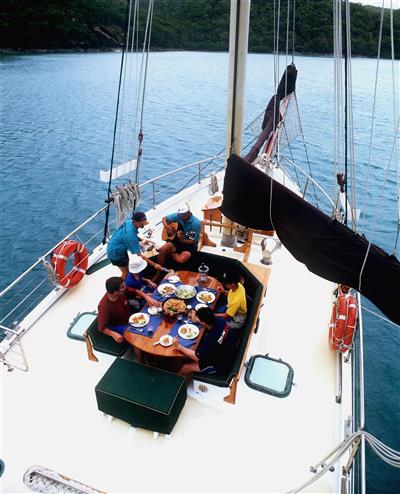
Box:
<box><xmin>215</xmin><ymin>272</ymin><xmax>247</xmax><ymax>329</ymax></box>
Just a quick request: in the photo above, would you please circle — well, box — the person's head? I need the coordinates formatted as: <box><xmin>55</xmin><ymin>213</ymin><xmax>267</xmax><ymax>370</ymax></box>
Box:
<box><xmin>195</xmin><ymin>307</ymin><xmax>215</xmax><ymax>329</ymax></box>
<box><xmin>177</xmin><ymin>203</ymin><xmax>191</xmax><ymax>222</ymax></box>
<box><xmin>132</xmin><ymin>211</ymin><xmax>149</xmax><ymax>228</ymax></box>
<box><xmin>221</xmin><ymin>271</ymin><xmax>240</xmax><ymax>289</ymax></box>
<box><xmin>105</xmin><ymin>276</ymin><xmax>125</xmax><ymax>295</ymax></box>
<box><xmin>128</xmin><ymin>254</ymin><xmax>147</xmax><ymax>274</ymax></box>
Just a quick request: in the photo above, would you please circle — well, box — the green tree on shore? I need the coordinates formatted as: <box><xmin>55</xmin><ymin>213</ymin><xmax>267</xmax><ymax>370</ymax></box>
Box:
<box><xmin>1</xmin><ymin>0</ymin><xmax>398</xmax><ymax>59</ymax></box>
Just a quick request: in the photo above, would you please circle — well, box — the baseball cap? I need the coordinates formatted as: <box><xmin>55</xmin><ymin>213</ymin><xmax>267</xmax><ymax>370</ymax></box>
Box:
<box><xmin>177</xmin><ymin>204</ymin><xmax>190</xmax><ymax>214</ymax></box>
<box><xmin>132</xmin><ymin>211</ymin><xmax>148</xmax><ymax>222</ymax></box>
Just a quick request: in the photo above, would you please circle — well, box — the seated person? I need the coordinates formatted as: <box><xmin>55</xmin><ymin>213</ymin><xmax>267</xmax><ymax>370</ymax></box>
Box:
<box><xmin>125</xmin><ymin>254</ymin><xmax>162</xmax><ymax>311</ymax></box>
<box><xmin>215</xmin><ymin>271</ymin><xmax>247</xmax><ymax>329</ymax></box>
<box><xmin>97</xmin><ymin>277</ymin><xmax>131</xmax><ymax>343</ymax></box>
<box><xmin>174</xmin><ymin>307</ymin><xmax>239</xmax><ymax>379</ymax></box>
<box><xmin>157</xmin><ymin>203</ymin><xmax>201</xmax><ymax>266</ymax></box>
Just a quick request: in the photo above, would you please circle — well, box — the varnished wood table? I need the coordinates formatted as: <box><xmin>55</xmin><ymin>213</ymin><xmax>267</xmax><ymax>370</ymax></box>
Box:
<box><xmin>123</xmin><ymin>270</ymin><xmax>221</xmax><ymax>358</ymax></box>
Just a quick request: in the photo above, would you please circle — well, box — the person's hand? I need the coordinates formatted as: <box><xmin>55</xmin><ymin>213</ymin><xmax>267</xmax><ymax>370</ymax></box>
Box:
<box><xmin>154</xmin><ymin>263</ymin><xmax>163</xmax><ymax>271</ymax></box>
<box><xmin>216</xmin><ymin>286</ymin><xmax>224</xmax><ymax>293</ymax></box>
<box><xmin>176</xmin><ymin>230</ymin><xmax>183</xmax><ymax>240</ymax></box>
<box><xmin>147</xmin><ymin>297</ymin><xmax>161</xmax><ymax>308</ymax></box>
<box><xmin>113</xmin><ymin>334</ymin><xmax>125</xmax><ymax>344</ymax></box>
<box><xmin>166</xmin><ymin>225</ymin><xmax>175</xmax><ymax>236</ymax></box>
<box><xmin>147</xmin><ymin>280</ymin><xmax>158</xmax><ymax>290</ymax></box>
<box><xmin>172</xmin><ymin>337</ymin><xmax>180</xmax><ymax>349</ymax></box>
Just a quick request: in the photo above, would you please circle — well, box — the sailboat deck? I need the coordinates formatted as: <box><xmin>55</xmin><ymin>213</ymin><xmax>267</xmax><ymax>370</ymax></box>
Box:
<box><xmin>2</xmin><ymin>177</ymin><xmax>346</xmax><ymax>493</ymax></box>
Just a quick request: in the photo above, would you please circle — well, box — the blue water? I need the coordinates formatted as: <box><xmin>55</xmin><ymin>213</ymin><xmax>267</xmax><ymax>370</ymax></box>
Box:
<box><xmin>1</xmin><ymin>52</ymin><xmax>399</xmax><ymax>492</ymax></box>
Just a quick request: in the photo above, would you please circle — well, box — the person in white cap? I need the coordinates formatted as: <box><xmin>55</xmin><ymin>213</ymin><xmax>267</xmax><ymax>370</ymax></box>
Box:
<box><xmin>125</xmin><ymin>254</ymin><xmax>162</xmax><ymax>310</ymax></box>
<box><xmin>158</xmin><ymin>203</ymin><xmax>201</xmax><ymax>266</ymax></box>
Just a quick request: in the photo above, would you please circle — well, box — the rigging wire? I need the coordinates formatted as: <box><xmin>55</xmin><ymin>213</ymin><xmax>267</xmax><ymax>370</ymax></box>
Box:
<box><xmin>390</xmin><ymin>0</ymin><xmax>400</xmax><ymax>255</ymax></box>
<box><xmin>360</xmin><ymin>0</ymin><xmax>385</xmax><ymax>235</ymax></box>
<box><xmin>134</xmin><ymin>0</ymin><xmax>154</xmax><ymax>195</ymax></box>
<box><xmin>102</xmin><ymin>0</ymin><xmax>132</xmax><ymax>244</ymax></box>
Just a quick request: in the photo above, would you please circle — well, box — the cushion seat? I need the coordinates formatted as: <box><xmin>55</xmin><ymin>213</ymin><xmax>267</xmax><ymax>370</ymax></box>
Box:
<box><xmin>95</xmin><ymin>359</ymin><xmax>187</xmax><ymax>434</ymax></box>
<box><xmin>86</xmin><ymin>317</ymin><xmax>129</xmax><ymax>357</ymax></box>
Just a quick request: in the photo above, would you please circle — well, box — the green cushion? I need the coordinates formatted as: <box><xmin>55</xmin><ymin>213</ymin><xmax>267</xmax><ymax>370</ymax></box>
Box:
<box><xmin>87</xmin><ymin>318</ymin><xmax>129</xmax><ymax>357</ymax></box>
<box><xmin>95</xmin><ymin>359</ymin><xmax>187</xmax><ymax>434</ymax></box>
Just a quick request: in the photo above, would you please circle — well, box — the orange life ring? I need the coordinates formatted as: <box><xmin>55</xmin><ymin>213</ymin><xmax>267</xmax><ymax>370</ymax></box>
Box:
<box><xmin>329</xmin><ymin>292</ymin><xmax>358</xmax><ymax>353</ymax></box>
<box><xmin>51</xmin><ymin>240</ymin><xmax>89</xmax><ymax>288</ymax></box>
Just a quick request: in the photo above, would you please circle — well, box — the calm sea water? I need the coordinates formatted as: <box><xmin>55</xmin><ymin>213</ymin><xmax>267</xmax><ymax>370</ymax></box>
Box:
<box><xmin>1</xmin><ymin>51</ymin><xmax>399</xmax><ymax>492</ymax></box>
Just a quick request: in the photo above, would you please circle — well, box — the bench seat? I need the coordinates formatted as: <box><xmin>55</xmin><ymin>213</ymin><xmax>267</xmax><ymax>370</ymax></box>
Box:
<box><xmin>95</xmin><ymin>358</ymin><xmax>187</xmax><ymax>434</ymax></box>
<box><xmin>85</xmin><ymin>317</ymin><xmax>129</xmax><ymax>357</ymax></box>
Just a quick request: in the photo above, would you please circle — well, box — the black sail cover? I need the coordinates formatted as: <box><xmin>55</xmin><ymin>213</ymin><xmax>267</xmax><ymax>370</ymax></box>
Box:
<box><xmin>221</xmin><ymin>154</ymin><xmax>400</xmax><ymax>325</ymax></box>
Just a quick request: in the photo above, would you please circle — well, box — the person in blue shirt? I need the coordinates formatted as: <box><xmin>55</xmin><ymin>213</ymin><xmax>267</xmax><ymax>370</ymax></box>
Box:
<box><xmin>125</xmin><ymin>254</ymin><xmax>161</xmax><ymax>311</ymax></box>
<box><xmin>107</xmin><ymin>211</ymin><xmax>162</xmax><ymax>279</ymax></box>
<box><xmin>158</xmin><ymin>203</ymin><xmax>201</xmax><ymax>266</ymax></box>
<box><xmin>173</xmin><ymin>307</ymin><xmax>239</xmax><ymax>379</ymax></box>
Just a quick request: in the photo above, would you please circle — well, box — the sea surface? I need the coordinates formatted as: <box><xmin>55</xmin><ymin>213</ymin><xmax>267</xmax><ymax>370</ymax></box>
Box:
<box><xmin>1</xmin><ymin>51</ymin><xmax>399</xmax><ymax>493</ymax></box>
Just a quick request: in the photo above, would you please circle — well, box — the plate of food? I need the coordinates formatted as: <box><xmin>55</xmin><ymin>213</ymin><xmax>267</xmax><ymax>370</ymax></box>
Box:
<box><xmin>163</xmin><ymin>298</ymin><xmax>187</xmax><ymax>315</ymax></box>
<box><xmin>157</xmin><ymin>283</ymin><xmax>176</xmax><ymax>296</ymax></box>
<box><xmin>175</xmin><ymin>285</ymin><xmax>196</xmax><ymax>299</ymax></box>
<box><xmin>159</xmin><ymin>335</ymin><xmax>173</xmax><ymax>347</ymax></box>
<box><xmin>195</xmin><ymin>303</ymin><xmax>208</xmax><ymax>311</ymax></box>
<box><xmin>167</xmin><ymin>275</ymin><xmax>180</xmax><ymax>283</ymax></box>
<box><xmin>196</xmin><ymin>291</ymin><xmax>215</xmax><ymax>304</ymax></box>
<box><xmin>178</xmin><ymin>324</ymin><xmax>200</xmax><ymax>340</ymax></box>
<box><xmin>129</xmin><ymin>312</ymin><xmax>150</xmax><ymax>327</ymax></box>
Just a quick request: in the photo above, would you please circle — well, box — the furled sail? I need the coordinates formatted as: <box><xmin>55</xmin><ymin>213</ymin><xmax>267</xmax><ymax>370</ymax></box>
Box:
<box><xmin>221</xmin><ymin>154</ymin><xmax>400</xmax><ymax>325</ymax></box>
<box><xmin>244</xmin><ymin>64</ymin><xmax>297</xmax><ymax>163</ymax></box>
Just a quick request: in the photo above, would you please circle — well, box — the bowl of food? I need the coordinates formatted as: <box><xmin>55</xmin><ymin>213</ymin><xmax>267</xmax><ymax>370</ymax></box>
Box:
<box><xmin>162</xmin><ymin>298</ymin><xmax>187</xmax><ymax>319</ymax></box>
<box><xmin>175</xmin><ymin>284</ymin><xmax>197</xmax><ymax>300</ymax></box>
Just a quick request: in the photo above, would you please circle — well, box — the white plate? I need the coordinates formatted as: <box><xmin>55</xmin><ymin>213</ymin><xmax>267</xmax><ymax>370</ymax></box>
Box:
<box><xmin>178</xmin><ymin>324</ymin><xmax>200</xmax><ymax>340</ymax></box>
<box><xmin>167</xmin><ymin>275</ymin><xmax>180</xmax><ymax>284</ymax></box>
<box><xmin>159</xmin><ymin>335</ymin><xmax>173</xmax><ymax>347</ymax></box>
<box><xmin>129</xmin><ymin>312</ymin><xmax>150</xmax><ymax>327</ymax></box>
<box><xmin>147</xmin><ymin>306</ymin><xmax>159</xmax><ymax>315</ymax></box>
<box><xmin>157</xmin><ymin>283</ymin><xmax>176</xmax><ymax>296</ymax></box>
<box><xmin>175</xmin><ymin>284</ymin><xmax>197</xmax><ymax>299</ymax></box>
<box><xmin>195</xmin><ymin>303</ymin><xmax>208</xmax><ymax>311</ymax></box>
<box><xmin>196</xmin><ymin>291</ymin><xmax>215</xmax><ymax>304</ymax></box>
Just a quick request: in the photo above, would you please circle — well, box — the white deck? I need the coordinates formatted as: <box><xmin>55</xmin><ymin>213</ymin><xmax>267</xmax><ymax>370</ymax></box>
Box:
<box><xmin>2</xmin><ymin>174</ymin><xmax>351</xmax><ymax>493</ymax></box>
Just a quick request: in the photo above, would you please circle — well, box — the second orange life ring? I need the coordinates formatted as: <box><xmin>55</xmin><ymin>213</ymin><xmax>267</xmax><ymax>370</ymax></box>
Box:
<box><xmin>51</xmin><ymin>240</ymin><xmax>89</xmax><ymax>288</ymax></box>
<box><xmin>329</xmin><ymin>292</ymin><xmax>358</xmax><ymax>353</ymax></box>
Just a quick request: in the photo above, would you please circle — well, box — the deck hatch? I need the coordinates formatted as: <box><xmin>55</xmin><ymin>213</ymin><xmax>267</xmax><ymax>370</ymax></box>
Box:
<box><xmin>67</xmin><ymin>311</ymin><xmax>97</xmax><ymax>341</ymax></box>
<box><xmin>245</xmin><ymin>354</ymin><xmax>294</xmax><ymax>397</ymax></box>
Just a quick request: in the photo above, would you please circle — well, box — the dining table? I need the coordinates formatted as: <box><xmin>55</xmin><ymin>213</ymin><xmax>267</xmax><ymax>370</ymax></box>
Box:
<box><xmin>123</xmin><ymin>270</ymin><xmax>222</xmax><ymax>359</ymax></box>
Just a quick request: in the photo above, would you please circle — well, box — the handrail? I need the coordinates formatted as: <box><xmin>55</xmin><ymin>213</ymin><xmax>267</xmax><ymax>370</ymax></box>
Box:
<box><xmin>280</xmin><ymin>156</ymin><xmax>337</xmax><ymax>211</ymax></box>
<box><xmin>0</xmin><ymin>155</ymin><xmax>224</xmax><ymax>300</ymax></box>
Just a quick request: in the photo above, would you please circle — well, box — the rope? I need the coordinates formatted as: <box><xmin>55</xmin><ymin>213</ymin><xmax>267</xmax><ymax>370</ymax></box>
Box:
<box><xmin>286</xmin><ymin>430</ymin><xmax>400</xmax><ymax>494</ymax></box>
<box><xmin>362</xmin><ymin>305</ymin><xmax>400</xmax><ymax>328</ymax></box>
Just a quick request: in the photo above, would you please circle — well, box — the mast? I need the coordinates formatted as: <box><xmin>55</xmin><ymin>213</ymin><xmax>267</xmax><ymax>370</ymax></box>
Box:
<box><xmin>222</xmin><ymin>0</ymin><xmax>250</xmax><ymax>247</ymax></box>
<box><xmin>225</xmin><ymin>0</ymin><xmax>251</xmax><ymax>159</ymax></box>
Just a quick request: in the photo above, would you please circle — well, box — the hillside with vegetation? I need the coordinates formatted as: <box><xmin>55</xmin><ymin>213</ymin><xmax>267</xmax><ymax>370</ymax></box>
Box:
<box><xmin>1</xmin><ymin>0</ymin><xmax>398</xmax><ymax>58</ymax></box>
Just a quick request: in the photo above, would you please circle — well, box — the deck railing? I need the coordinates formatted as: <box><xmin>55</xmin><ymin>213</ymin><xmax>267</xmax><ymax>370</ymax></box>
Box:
<box><xmin>0</xmin><ymin>155</ymin><xmax>224</xmax><ymax>370</ymax></box>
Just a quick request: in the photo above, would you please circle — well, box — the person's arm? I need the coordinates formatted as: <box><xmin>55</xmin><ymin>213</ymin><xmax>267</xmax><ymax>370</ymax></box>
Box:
<box><xmin>142</xmin><ymin>277</ymin><xmax>158</xmax><ymax>290</ymax></box>
<box><xmin>140</xmin><ymin>254</ymin><xmax>163</xmax><ymax>272</ymax></box>
<box><xmin>126</xmin><ymin>222</ymin><xmax>141</xmax><ymax>254</ymax></box>
<box><xmin>162</xmin><ymin>215</ymin><xmax>176</xmax><ymax>236</ymax></box>
<box><xmin>215</xmin><ymin>312</ymin><xmax>230</xmax><ymax>320</ymax></box>
<box><xmin>134</xmin><ymin>288</ymin><xmax>161</xmax><ymax>307</ymax></box>
<box><xmin>173</xmin><ymin>339</ymin><xmax>199</xmax><ymax>362</ymax></box>
<box><xmin>176</xmin><ymin>230</ymin><xmax>195</xmax><ymax>245</ymax></box>
<box><xmin>102</xmin><ymin>327</ymin><xmax>125</xmax><ymax>343</ymax></box>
